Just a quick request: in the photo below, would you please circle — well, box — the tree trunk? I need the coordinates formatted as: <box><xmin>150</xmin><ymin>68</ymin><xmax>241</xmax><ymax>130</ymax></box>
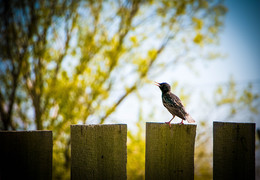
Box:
<box><xmin>32</xmin><ymin>94</ymin><xmax>43</xmax><ymax>130</ymax></box>
<box><xmin>35</xmin><ymin>101</ymin><xmax>43</xmax><ymax>130</ymax></box>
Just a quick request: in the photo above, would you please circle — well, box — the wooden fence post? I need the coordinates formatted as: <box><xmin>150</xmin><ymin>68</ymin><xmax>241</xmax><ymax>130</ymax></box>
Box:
<box><xmin>0</xmin><ymin>131</ymin><xmax>53</xmax><ymax>180</ymax></box>
<box><xmin>145</xmin><ymin>122</ymin><xmax>197</xmax><ymax>180</ymax></box>
<box><xmin>213</xmin><ymin>121</ymin><xmax>255</xmax><ymax>180</ymax></box>
<box><xmin>71</xmin><ymin>124</ymin><xmax>127</xmax><ymax>180</ymax></box>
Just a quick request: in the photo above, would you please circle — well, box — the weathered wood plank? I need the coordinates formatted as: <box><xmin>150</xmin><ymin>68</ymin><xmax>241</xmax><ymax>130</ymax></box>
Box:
<box><xmin>71</xmin><ymin>124</ymin><xmax>127</xmax><ymax>180</ymax></box>
<box><xmin>213</xmin><ymin>121</ymin><xmax>255</xmax><ymax>180</ymax></box>
<box><xmin>0</xmin><ymin>131</ymin><xmax>53</xmax><ymax>180</ymax></box>
<box><xmin>145</xmin><ymin>122</ymin><xmax>197</xmax><ymax>180</ymax></box>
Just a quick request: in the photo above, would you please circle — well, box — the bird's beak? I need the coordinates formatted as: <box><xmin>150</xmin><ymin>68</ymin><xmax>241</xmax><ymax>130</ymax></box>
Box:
<box><xmin>154</xmin><ymin>81</ymin><xmax>160</xmax><ymax>87</ymax></box>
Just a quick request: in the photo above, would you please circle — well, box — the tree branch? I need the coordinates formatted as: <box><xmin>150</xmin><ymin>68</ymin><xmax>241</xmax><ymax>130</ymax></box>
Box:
<box><xmin>100</xmin><ymin>84</ymin><xmax>137</xmax><ymax>124</ymax></box>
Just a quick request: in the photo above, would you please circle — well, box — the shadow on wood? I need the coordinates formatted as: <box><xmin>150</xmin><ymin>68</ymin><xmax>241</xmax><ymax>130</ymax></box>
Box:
<box><xmin>145</xmin><ymin>122</ymin><xmax>197</xmax><ymax>180</ymax></box>
<box><xmin>213</xmin><ymin>121</ymin><xmax>255</xmax><ymax>180</ymax></box>
<box><xmin>71</xmin><ymin>124</ymin><xmax>127</xmax><ymax>180</ymax></box>
<box><xmin>0</xmin><ymin>131</ymin><xmax>53</xmax><ymax>180</ymax></box>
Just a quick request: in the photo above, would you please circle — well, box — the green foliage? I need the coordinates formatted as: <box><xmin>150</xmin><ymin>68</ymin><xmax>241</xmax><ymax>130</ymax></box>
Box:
<box><xmin>215</xmin><ymin>77</ymin><xmax>259</xmax><ymax>115</ymax></box>
<box><xmin>127</xmin><ymin>111</ymin><xmax>145</xmax><ymax>179</ymax></box>
<box><xmin>194</xmin><ymin>120</ymin><xmax>213</xmax><ymax>180</ymax></box>
<box><xmin>0</xmin><ymin>0</ymin><xmax>228</xmax><ymax>179</ymax></box>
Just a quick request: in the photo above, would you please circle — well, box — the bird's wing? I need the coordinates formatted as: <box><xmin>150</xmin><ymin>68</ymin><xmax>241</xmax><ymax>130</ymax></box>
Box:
<box><xmin>163</xmin><ymin>93</ymin><xmax>185</xmax><ymax>109</ymax></box>
<box><xmin>162</xmin><ymin>92</ymin><xmax>187</xmax><ymax>118</ymax></box>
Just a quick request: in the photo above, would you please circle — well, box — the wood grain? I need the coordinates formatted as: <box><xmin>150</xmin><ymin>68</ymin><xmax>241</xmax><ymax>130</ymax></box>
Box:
<box><xmin>71</xmin><ymin>124</ymin><xmax>127</xmax><ymax>180</ymax></box>
<box><xmin>0</xmin><ymin>131</ymin><xmax>53</xmax><ymax>180</ymax></box>
<box><xmin>145</xmin><ymin>122</ymin><xmax>197</xmax><ymax>180</ymax></box>
<box><xmin>213</xmin><ymin>122</ymin><xmax>255</xmax><ymax>180</ymax></box>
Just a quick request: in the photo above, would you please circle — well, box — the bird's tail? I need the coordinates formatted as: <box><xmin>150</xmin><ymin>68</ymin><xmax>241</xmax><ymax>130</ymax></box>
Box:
<box><xmin>185</xmin><ymin>114</ymin><xmax>195</xmax><ymax>123</ymax></box>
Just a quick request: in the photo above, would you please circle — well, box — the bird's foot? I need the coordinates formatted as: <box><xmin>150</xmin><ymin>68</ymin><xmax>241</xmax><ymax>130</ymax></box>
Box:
<box><xmin>165</xmin><ymin>121</ymin><xmax>171</xmax><ymax>127</ymax></box>
<box><xmin>179</xmin><ymin>120</ymin><xmax>184</xmax><ymax>125</ymax></box>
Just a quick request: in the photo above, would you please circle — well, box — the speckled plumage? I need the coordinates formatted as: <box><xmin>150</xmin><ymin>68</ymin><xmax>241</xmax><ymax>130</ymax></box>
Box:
<box><xmin>155</xmin><ymin>82</ymin><xmax>195</xmax><ymax>126</ymax></box>
<box><xmin>162</xmin><ymin>91</ymin><xmax>187</xmax><ymax>120</ymax></box>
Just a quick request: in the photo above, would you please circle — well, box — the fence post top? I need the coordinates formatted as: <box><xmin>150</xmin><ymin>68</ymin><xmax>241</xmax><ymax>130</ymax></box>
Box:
<box><xmin>0</xmin><ymin>130</ymin><xmax>52</xmax><ymax>133</ymax></box>
<box><xmin>146</xmin><ymin>122</ymin><xmax>197</xmax><ymax>126</ymax></box>
<box><xmin>71</xmin><ymin>124</ymin><xmax>127</xmax><ymax>127</ymax></box>
<box><xmin>213</xmin><ymin>121</ymin><xmax>256</xmax><ymax>125</ymax></box>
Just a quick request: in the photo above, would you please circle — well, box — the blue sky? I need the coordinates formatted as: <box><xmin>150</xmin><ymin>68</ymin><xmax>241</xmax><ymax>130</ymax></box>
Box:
<box><xmin>170</xmin><ymin>0</ymin><xmax>260</xmax><ymax>86</ymax></box>
<box><xmin>210</xmin><ymin>0</ymin><xmax>259</xmax><ymax>83</ymax></box>
<box><xmin>223</xmin><ymin>0</ymin><xmax>260</xmax><ymax>82</ymax></box>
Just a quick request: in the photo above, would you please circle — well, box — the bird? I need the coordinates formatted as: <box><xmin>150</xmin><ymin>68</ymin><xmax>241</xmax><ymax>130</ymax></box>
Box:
<box><xmin>154</xmin><ymin>82</ymin><xmax>195</xmax><ymax>127</ymax></box>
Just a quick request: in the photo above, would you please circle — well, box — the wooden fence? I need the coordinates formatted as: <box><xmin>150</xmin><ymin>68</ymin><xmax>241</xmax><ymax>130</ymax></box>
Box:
<box><xmin>213</xmin><ymin>122</ymin><xmax>255</xmax><ymax>180</ymax></box>
<box><xmin>71</xmin><ymin>124</ymin><xmax>127</xmax><ymax>180</ymax></box>
<box><xmin>0</xmin><ymin>131</ymin><xmax>52</xmax><ymax>180</ymax></box>
<box><xmin>0</xmin><ymin>122</ymin><xmax>255</xmax><ymax>180</ymax></box>
<box><xmin>145</xmin><ymin>122</ymin><xmax>196</xmax><ymax>180</ymax></box>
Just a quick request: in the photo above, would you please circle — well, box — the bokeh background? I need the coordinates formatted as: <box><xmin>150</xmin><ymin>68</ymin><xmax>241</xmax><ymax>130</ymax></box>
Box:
<box><xmin>0</xmin><ymin>0</ymin><xmax>259</xmax><ymax>179</ymax></box>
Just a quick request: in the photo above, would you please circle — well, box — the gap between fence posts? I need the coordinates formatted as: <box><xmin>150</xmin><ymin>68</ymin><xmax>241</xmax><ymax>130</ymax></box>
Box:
<box><xmin>213</xmin><ymin>121</ymin><xmax>255</xmax><ymax>180</ymax></box>
<box><xmin>0</xmin><ymin>131</ymin><xmax>53</xmax><ymax>180</ymax></box>
<box><xmin>145</xmin><ymin>122</ymin><xmax>197</xmax><ymax>180</ymax></box>
<box><xmin>71</xmin><ymin>124</ymin><xmax>127</xmax><ymax>180</ymax></box>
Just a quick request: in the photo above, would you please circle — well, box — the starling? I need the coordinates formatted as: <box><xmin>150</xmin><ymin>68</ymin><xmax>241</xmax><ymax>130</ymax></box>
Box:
<box><xmin>155</xmin><ymin>82</ymin><xmax>195</xmax><ymax>126</ymax></box>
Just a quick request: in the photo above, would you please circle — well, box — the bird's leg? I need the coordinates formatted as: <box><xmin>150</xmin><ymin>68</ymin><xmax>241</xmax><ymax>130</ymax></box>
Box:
<box><xmin>165</xmin><ymin>115</ymin><xmax>175</xmax><ymax>127</ymax></box>
<box><xmin>180</xmin><ymin>119</ymin><xmax>184</xmax><ymax>125</ymax></box>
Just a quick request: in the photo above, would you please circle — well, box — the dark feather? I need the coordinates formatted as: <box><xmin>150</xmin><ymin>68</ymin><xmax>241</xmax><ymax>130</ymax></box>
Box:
<box><xmin>162</xmin><ymin>92</ymin><xmax>187</xmax><ymax>120</ymax></box>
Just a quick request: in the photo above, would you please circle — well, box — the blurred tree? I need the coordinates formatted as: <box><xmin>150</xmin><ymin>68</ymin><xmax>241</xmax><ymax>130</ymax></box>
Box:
<box><xmin>0</xmin><ymin>0</ymin><xmax>228</xmax><ymax>179</ymax></box>
<box><xmin>215</xmin><ymin>77</ymin><xmax>259</xmax><ymax>116</ymax></box>
<box><xmin>127</xmin><ymin>108</ymin><xmax>145</xmax><ymax>179</ymax></box>
<box><xmin>0</xmin><ymin>0</ymin><xmax>79</xmax><ymax>130</ymax></box>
